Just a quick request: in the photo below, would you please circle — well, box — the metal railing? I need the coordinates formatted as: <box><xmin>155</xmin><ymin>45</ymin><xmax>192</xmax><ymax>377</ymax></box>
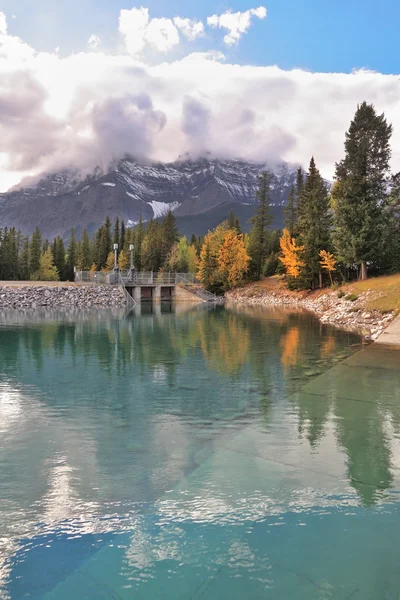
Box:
<box><xmin>119</xmin><ymin>272</ymin><xmax>197</xmax><ymax>285</ymax></box>
<box><xmin>75</xmin><ymin>271</ymin><xmax>115</xmax><ymax>284</ymax></box>
<box><xmin>175</xmin><ymin>273</ymin><xmax>220</xmax><ymax>303</ymax></box>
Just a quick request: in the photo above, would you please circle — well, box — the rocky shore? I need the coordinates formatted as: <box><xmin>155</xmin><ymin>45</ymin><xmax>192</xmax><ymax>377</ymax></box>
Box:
<box><xmin>226</xmin><ymin>283</ymin><xmax>395</xmax><ymax>340</ymax></box>
<box><xmin>0</xmin><ymin>284</ymin><xmax>126</xmax><ymax>309</ymax></box>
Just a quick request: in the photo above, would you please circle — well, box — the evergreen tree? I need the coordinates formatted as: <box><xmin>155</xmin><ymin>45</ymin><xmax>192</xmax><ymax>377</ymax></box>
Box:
<box><xmin>19</xmin><ymin>236</ymin><xmax>29</xmax><ymax>280</ymax></box>
<box><xmin>190</xmin><ymin>233</ymin><xmax>197</xmax><ymax>247</ymax></box>
<box><xmin>29</xmin><ymin>227</ymin><xmax>42</xmax><ymax>278</ymax></box>
<box><xmin>247</xmin><ymin>171</ymin><xmax>273</xmax><ymax>278</ymax></box>
<box><xmin>65</xmin><ymin>228</ymin><xmax>77</xmax><ymax>280</ymax></box>
<box><xmin>134</xmin><ymin>215</ymin><xmax>144</xmax><ymax>271</ymax></box>
<box><xmin>284</xmin><ymin>184</ymin><xmax>297</xmax><ymax>237</ymax></box>
<box><xmin>227</xmin><ymin>210</ymin><xmax>236</xmax><ymax>229</ymax></box>
<box><xmin>296</xmin><ymin>167</ymin><xmax>304</xmax><ymax>205</ymax></box>
<box><xmin>161</xmin><ymin>211</ymin><xmax>179</xmax><ymax>265</ymax></box>
<box><xmin>78</xmin><ymin>227</ymin><xmax>92</xmax><ymax>271</ymax></box>
<box><xmin>297</xmin><ymin>157</ymin><xmax>332</xmax><ymax>289</ymax></box>
<box><xmin>52</xmin><ymin>236</ymin><xmax>66</xmax><ymax>280</ymax></box>
<box><xmin>333</xmin><ymin>102</ymin><xmax>392</xmax><ymax>280</ymax></box>
<box><xmin>120</xmin><ymin>219</ymin><xmax>126</xmax><ymax>250</ymax></box>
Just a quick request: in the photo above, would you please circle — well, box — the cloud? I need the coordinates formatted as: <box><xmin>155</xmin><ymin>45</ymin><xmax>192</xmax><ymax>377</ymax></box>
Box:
<box><xmin>88</xmin><ymin>34</ymin><xmax>101</xmax><ymax>50</ymax></box>
<box><xmin>173</xmin><ymin>17</ymin><xmax>204</xmax><ymax>41</ymax></box>
<box><xmin>207</xmin><ymin>6</ymin><xmax>267</xmax><ymax>46</ymax></box>
<box><xmin>2</xmin><ymin>10</ymin><xmax>400</xmax><ymax>191</ymax></box>
<box><xmin>0</xmin><ymin>12</ymin><xmax>7</xmax><ymax>35</ymax></box>
<box><xmin>119</xmin><ymin>7</ymin><xmax>179</xmax><ymax>55</ymax></box>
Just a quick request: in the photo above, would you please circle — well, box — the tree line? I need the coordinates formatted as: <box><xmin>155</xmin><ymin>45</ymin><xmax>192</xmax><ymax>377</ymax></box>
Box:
<box><xmin>0</xmin><ymin>212</ymin><xmax>202</xmax><ymax>282</ymax></box>
<box><xmin>0</xmin><ymin>102</ymin><xmax>398</xmax><ymax>289</ymax></box>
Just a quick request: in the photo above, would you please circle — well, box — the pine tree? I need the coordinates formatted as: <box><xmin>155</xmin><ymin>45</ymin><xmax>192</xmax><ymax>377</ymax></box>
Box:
<box><xmin>247</xmin><ymin>171</ymin><xmax>273</xmax><ymax>278</ymax></box>
<box><xmin>284</xmin><ymin>184</ymin><xmax>297</xmax><ymax>237</ymax></box>
<box><xmin>297</xmin><ymin>157</ymin><xmax>332</xmax><ymax>288</ymax></box>
<box><xmin>190</xmin><ymin>233</ymin><xmax>197</xmax><ymax>247</ymax></box>
<box><xmin>19</xmin><ymin>236</ymin><xmax>29</xmax><ymax>280</ymax></box>
<box><xmin>78</xmin><ymin>227</ymin><xmax>91</xmax><ymax>271</ymax></box>
<box><xmin>120</xmin><ymin>219</ymin><xmax>126</xmax><ymax>250</ymax></box>
<box><xmin>227</xmin><ymin>210</ymin><xmax>236</xmax><ymax>229</ymax></box>
<box><xmin>161</xmin><ymin>211</ymin><xmax>179</xmax><ymax>265</ymax></box>
<box><xmin>65</xmin><ymin>228</ymin><xmax>77</xmax><ymax>280</ymax></box>
<box><xmin>134</xmin><ymin>215</ymin><xmax>144</xmax><ymax>271</ymax></box>
<box><xmin>333</xmin><ymin>102</ymin><xmax>392</xmax><ymax>280</ymax></box>
<box><xmin>29</xmin><ymin>227</ymin><xmax>42</xmax><ymax>278</ymax></box>
<box><xmin>52</xmin><ymin>236</ymin><xmax>66</xmax><ymax>280</ymax></box>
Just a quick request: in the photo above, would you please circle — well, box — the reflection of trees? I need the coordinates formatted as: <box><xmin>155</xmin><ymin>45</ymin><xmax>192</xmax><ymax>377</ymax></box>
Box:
<box><xmin>197</xmin><ymin>312</ymin><xmax>250</xmax><ymax>375</ymax></box>
<box><xmin>1</xmin><ymin>307</ymin><xmax>399</xmax><ymax>506</ymax></box>
<box><xmin>280</xmin><ymin>327</ymin><xmax>300</xmax><ymax>368</ymax></box>
<box><xmin>334</xmin><ymin>396</ymin><xmax>393</xmax><ymax>506</ymax></box>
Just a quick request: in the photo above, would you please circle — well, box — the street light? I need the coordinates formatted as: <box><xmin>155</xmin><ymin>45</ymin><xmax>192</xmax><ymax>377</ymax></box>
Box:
<box><xmin>113</xmin><ymin>244</ymin><xmax>119</xmax><ymax>279</ymax></box>
<box><xmin>129</xmin><ymin>244</ymin><xmax>135</xmax><ymax>281</ymax></box>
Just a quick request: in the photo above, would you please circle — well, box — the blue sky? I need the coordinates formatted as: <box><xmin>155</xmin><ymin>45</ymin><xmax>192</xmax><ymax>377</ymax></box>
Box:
<box><xmin>1</xmin><ymin>0</ymin><xmax>400</xmax><ymax>191</ymax></box>
<box><xmin>2</xmin><ymin>0</ymin><xmax>398</xmax><ymax>73</ymax></box>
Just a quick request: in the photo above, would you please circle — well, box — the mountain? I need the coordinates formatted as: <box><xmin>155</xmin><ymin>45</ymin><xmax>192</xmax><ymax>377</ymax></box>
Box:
<box><xmin>0</xmin><ymin>157</ymin><xmax>297</xmax><ymax>239</ymax></box>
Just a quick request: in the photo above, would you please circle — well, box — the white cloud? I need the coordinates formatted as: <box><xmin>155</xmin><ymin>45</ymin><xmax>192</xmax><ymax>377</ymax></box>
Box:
<box><xmin>207</xmin><ymin>6</ymin><xmax>267</xmax><ymax>46</ymax></box>
<box><xmin>0</xmin><ymin>12</ymin><xmax>7</xmax><ymax>35</ymax></box>
<box><xmin>173</xmin><ymin>17</ymin><xmax>204</xmax><ymax>41</ymax></box>
<box><xmin>2</xmin><ymin>8</ymin><xmax>400</xmax><ymax>192</ymax></box>
<box><xmin>88</xmin><ymin>34</ymin><xmax>101</xmax><ymax>50</ymax></box>
<box><xmin>119</xmin><ymin>7</ymin><xmax>179</xmax><ymax>55</ymax></box>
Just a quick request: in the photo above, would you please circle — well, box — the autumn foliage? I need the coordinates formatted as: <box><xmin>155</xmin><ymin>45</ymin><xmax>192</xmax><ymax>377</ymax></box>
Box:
<box><xmin>279</xmin><ymin>228</ymin><xmax>305</xmax><ymax>278</ymax></box>
<box><xmin>319</xmin><ymin>250</ymin><xmax>336</xmax><ymax>284</ymax></box>
<box><xmin>197</xmin><ymin>223</ymin><xmax>250</xmax><ymax>291</ymax></box>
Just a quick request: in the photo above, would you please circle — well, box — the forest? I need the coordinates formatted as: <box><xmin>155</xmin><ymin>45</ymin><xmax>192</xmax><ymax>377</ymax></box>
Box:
<box><xmin>1</xmin><ymin>102</ymin><xmax>399</xmax><ymax>292</ymax></box>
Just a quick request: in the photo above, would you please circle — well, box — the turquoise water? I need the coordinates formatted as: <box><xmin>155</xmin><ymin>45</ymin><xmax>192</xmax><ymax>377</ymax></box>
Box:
<box><xmin>1</xmin><ymin>304</ymin><xmax>400</xmax><ymax>599</ymax></box>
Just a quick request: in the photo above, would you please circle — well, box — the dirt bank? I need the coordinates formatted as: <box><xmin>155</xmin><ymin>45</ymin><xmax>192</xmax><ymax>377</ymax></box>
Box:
<box><xmin>226</xmin><ymin>278</ymin><xmax>395</xmax><ymax>340</ymax></box>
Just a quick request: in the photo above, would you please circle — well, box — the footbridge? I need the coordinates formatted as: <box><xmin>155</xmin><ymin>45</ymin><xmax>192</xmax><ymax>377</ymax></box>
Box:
<box><xmin>75</xmin><ymin>271</ymin><xmax>220</xmax><ymax>304</ymax></box>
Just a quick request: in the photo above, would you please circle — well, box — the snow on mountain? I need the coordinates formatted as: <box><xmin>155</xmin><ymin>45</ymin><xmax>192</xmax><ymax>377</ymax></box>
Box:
<box><xmin>0</xmin><ymin>157</ymin><xmax>298</xmax><ymax>239</ymax></box>
<box><xmin>148</xmin><ymin>201</ymin><xmax>181</xmax><ymax>218</ymax></box>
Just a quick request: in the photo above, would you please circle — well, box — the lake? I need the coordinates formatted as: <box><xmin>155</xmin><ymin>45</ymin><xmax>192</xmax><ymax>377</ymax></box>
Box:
<box><xmin>1</xmin><ymin>303</ymin><xmax>400</xmax><ymax>599</ymax></box>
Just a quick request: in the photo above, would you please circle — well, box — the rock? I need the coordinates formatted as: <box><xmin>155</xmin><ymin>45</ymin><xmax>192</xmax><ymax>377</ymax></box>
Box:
<box><xmin>0</xmin><ymin>285</ymin><xmax>126</xmax><ymax>309</ymax></box>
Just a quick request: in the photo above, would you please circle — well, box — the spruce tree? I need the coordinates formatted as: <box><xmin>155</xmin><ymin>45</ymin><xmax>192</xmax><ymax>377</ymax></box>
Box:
<box><xmin>65</xmin><ymin>228</ymin><xmax>77</xmax><ymax>280</ymax></box>
<box><xmin>19</xmin><ymin>237</ymin><xmax>29</xmax><ymax>280</ymax></box>
<box><xmin>297</xmin><ymin>157</ymin><xmax>332</xmax><ymax>289</ymax></box>
<box><xmin>79</xmin><ymin>228</ymin><xmax>91</xmax><ymax>271</ymax></box>
<box><xmin>120</xmin><ymin>219</ymin><xmax>126</xmax><ymax>250</ymax></box>
<box><xmin>134</xmin><ymin>215</ymin><xmax>144</xmax><ymax>271</ymax></box>
<box><xmin>162</xmin><ymin>211</ymin><xmax>179</xmax><ymax>265</ymax></box>
<box><xmin>52</xmin><ymin>236</ymin><xmax>66</xmax><ymax>280</ymax></box>
<box><xmin>333</xmin><ymin>102</ymin><xmax>392</xmax><ymax>280</ymax></box>
<box><xmin>227</xmin><ymin>210</ymin><xmax>236</xmax><ymax>229</ymax></box>
<box><xmin>29</xmin><ymin>227</ymin><xmax>42</xmax><ymax>278</ymax></box>
<box><xmin>247</xmin><ymin>171</ymin><xmax>273</xmax><ymax>278</ymax></box>
<box><xmin>284</xmin><ymin>184</ymin><xmax>297</xmax><ymax>237</ymax></box>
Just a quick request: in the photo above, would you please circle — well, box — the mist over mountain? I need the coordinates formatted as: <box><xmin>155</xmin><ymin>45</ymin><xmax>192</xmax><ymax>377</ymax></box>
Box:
<box><xmin>0</xmin><ymin>157</ymin><xmax>298</xmax><ymax>239</ymax></box>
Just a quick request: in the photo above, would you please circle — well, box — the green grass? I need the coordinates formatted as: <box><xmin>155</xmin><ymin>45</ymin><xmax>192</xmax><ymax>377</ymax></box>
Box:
<box><xmin>344</xmin><ymin>273</ymin><xmax>400</xmax><ymax>314</ymax></box>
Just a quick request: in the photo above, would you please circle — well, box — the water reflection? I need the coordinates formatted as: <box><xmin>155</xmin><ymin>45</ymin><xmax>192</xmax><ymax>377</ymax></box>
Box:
<box><xmin>1</xmin><ymin>305</ymin><xmax>400</xmax><ymax>598</ymax></box>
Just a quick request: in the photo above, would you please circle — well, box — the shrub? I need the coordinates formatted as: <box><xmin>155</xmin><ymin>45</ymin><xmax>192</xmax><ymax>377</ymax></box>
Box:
<box><xmin>337</xmin><ymin>290</ymin><xmax>345</xmax><ymax>298</ymax></box>
<box><xmin>345</xmin><ymin>293</ymin><xmax>359</xmax><ymax>302</ymax></box>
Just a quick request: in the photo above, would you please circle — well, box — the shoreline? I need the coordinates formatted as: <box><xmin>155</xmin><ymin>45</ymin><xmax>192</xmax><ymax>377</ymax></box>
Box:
<box><xmin>226</xmin><ymin>281</ymin><xmax>396</xmax><ymax>341</ymax></box>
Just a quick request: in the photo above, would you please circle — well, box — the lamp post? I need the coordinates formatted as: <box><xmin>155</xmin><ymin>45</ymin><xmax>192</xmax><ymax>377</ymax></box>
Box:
<box><xmin>129</xmin><ymin>244</ymin><xmax>135</xmax><ymax>281</ymax></box>
<box><xmin>113</xmin><ymin>243</ymin><xmax>119</xmax><ymax>282</ymax></box>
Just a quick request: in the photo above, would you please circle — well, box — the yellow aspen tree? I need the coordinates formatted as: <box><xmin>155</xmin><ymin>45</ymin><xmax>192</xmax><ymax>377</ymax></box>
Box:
<box><xmin>102</xmin><ymin>251</ymin><xmax>115</xmax><ymax>272</ymax></box>
<box><xmin>319</xmin><ymin>250</ymin><xmax>336</xmax><ymax>285</ymax></box>
<box><xmin>118</xmin><ymin>249</ymin><xmax>130</xmax><ymax>270</ymax></box>
<box><xmin>279</xmin><ymin>228</ymin><xmax>305</xmax><ymax>278</ymax></box>
<box><xmin>218</xmin><ymin>230</ymin><xmax>250</xmax><ymax>289</ymax></box>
